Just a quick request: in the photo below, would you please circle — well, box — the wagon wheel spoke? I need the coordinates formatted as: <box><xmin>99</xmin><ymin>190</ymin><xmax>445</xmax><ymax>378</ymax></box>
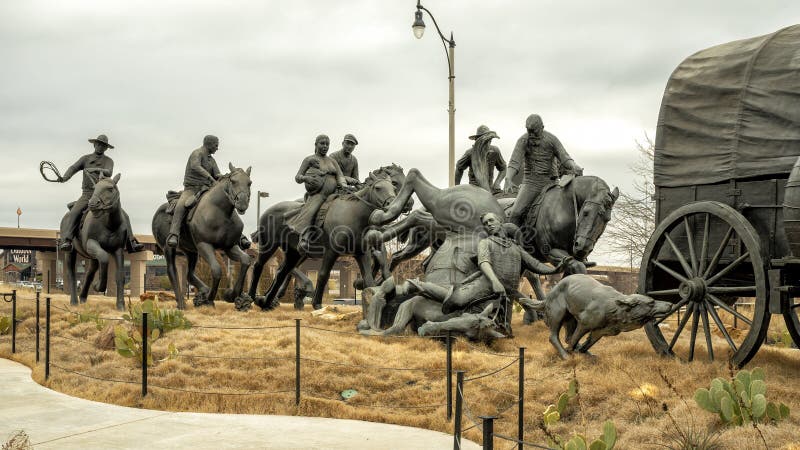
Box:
<box><xmin>705</xmin><ymin>252</ymin><xmax>750</xmax><ymax>286</ymax></box>
<box><xmin>684</xmin><ymin>217</ymin><xmax>698</xmax><ymax>276</ymax></box>
<box><xmin>654</xmin><ymin>297</ymin><xmax>690</xmax><ymax>326</ymax></box>
<box><xmin>706</xmin><ymin>301</ymin><xmax>738</xmax><ymax>353</ymax></box>
<box><xmin>688</xmin><ymin>303</ymin><xmax>701</xmax><ymax>362</ymax></box>
<box><xmin>706</xmin><ymin>293</ymin><xmax>752</xmax><ymax>326</ymax></box>
<box><xmin>699</xmin><ymin>302</ymin><xmax>714</xmax><ymax>361</ymax></box>
<box><xmin>706</xmin><ymin>285</ymin><xmax>756</xmax><ymax>296</ymax></box>
<box><xmin>668</xmin><ymin>302</ymin><xmax>696</xmax><ymax>352</ymax></box>
<box><xmin>646</xmin><ymin>288</ymin><xmax>681</xmax><ymax>297</ymax></box>
<box><xmin>702</xmin><ymin>226</ymin><xmax>734</xmax><ymax>279</ymax></box>
<box><xmin>664</xmin><ymin>233</ymin><xmax>694</xmax><ymax>278</ymax></box>
<box><xmin>697</xmin><ymin>213</ymin><xmax>711</xmax><ymax>276</ymax></box>
<box><xmin>652</xmin><ymin>259</ymin><xmax>689</xmax><ymax>284</ymax></box>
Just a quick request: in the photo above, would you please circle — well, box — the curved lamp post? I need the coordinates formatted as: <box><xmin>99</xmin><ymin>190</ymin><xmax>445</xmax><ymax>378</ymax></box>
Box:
<box><xmin>412</xmin><ymin>0</ymin><xmax>456</xmax><ymax>186</ymax></box>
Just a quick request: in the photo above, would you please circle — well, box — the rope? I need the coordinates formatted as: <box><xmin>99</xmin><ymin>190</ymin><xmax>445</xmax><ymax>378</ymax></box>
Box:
<box><xmin>147</xmin><ymin>383</ymin><xmax>295</xmax><ymax>397</ymax></box>
<box><xmin>51</xmin><ymin>334</ymin><xmax>96</xmax><ymax>347</ymax></box>
<box><xmin>465</xmin><ymin>358</ymin><xmax>519</xmax><ymax>382</ymax></box>
<box><xmin>300</xmin><ymin>392</ymin><xmax>445</xmax><ymax>410</ymax></box>
<box><xmin>299</xmin><ymin>356</ymin><xmax>447</xmax><ymax>373</ymax></box>
<box><xmin>50</xmin><ymin>363</ymin><xmax>140</xmax><ymax>385</ymax></box>
<box><xmin>470</xmin><ymin>380</ymin><xmax>520</xmax><ymax>399</ymax></box>
<box><xmin>461</xmin><ymin>340</ymin><xmax>519</xmax><ymax>358</ymax></box>
<box><xmin>177</xmin><ymin>353</ymin><xmax>293</xmax><ymax>362</ymax></box>
<box><xmin>192</xmin><ymin>324</ymin><xmax>295</xmax><ymax>330</ymax></box>
<box><xmin>39</xmin><ymin>160</ymin><xmax>63</xmax><ymax>182</ymax></box>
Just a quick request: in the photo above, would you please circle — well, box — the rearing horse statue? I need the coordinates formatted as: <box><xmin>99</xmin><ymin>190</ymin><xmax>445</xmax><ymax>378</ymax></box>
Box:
<box><xmin>61</xmin><ymin>173</ymin><xmax>129</xmax><ymax>310</ymax></box>
<box><xmin>249</xmin><ymin>168</ymin><xmax>401</xmax><ymax>311</ymax></box>
<box><xmin>152</xmin><ymin>164</ymin><xmax>253</xmax><ymax>310</ymax></box>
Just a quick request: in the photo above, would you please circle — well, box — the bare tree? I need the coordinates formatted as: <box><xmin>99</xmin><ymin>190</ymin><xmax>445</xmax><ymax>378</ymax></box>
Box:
<box><xmin>603</xmin><ymin>135</ymin><xmax>656</xmax><ymax>270</ymax></box>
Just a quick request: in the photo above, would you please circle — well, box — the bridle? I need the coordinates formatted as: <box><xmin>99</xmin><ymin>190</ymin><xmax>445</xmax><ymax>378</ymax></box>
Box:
<box><xmin>572</xmin><ymin>185</ymin><xmax>610</xmax><ymax>257</ymax></box>
<box><xmin>90</xmin><ymin>183</ymin><xmax>120</xmax><ymax>211</ymax></box>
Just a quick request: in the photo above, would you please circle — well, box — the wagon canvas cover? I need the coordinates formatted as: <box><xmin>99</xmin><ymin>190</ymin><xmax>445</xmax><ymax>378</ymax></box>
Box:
<box><xmin>654</xmin><ymin>25</ymin><xmax>800</xmax><ymax>188</ymax></box>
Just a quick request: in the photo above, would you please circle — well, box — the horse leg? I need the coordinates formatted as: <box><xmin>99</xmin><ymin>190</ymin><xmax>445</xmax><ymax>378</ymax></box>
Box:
<box><xmin>66</xmin><ymin>251</ymin><xmax>79</xmax><ymax>305</ymax></box>
<box><xmin>80</xmin><ymin>259</ymin><xmax>98</xmax><ymax>304</ymax></box>
<box><xmin>370</xmin><ymin>168</ymin><xmax>441</xmax><ymax>225</ymax></box>
<box><xmin>311</xmin><ymin>250</ymin><xmax>338</xmax><ymax>310</ymax></box>
<box><xmin>113</xmin><ymin>248</ymin><xmax>125</xmax><ymax>310</ymax></box>
<box><xmin>224</xmin><ymin>245</ymin><xmax>252</xmax><ymax>308</ymax></box>
<box><xmin>186</xmin><ymin>252</ymin><xmax>210</xmax><ymax>303</ymax></box>
<box><xmin>85</xmin><ymin>239</ymin><xmax>110</xmax><ymax>293</ymax></box>
<box><xmin>289</xmin><ymin>267</ymin><xmax>312</xmax><ymax>310</ymax></box>
<box><xmin>196</xmin><ymin>242</ymin><xmax>221</xmax><ymax>307</ymax></box>
<box><xmin>549</xmin><ymin>248</ymin><xmax>587</xmax><ymax>275</ymax></box>
<box><xmin>521</xmin><ymin>271</ymin><xmax>547</xmax><ymax>324</ymax></box>
<box><xmin>165</xmin><ymin>248</ymin><xmax>184</xmax><ymax>309</ymax></box>
<box><xmin>262</xmin><ymin>249</ymin><xmax>301</xmax><ymax>310</ymax></box>
<box><xmin>247</xmin><ymin>242</ymin><xmax>278</xmax><ymax>299</ymax></box>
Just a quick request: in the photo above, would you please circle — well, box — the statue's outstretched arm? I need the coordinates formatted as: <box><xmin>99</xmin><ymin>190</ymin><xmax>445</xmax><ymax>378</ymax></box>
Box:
<box><xmin>60</xmin><ymin>156</ymin><xmax>85</xmax><ymax>182</ymax></box>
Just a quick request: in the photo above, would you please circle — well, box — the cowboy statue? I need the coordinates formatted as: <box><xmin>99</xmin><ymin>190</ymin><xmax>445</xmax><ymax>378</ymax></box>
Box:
<box><xmin>56</xmin><ymin>134</ymin><xmax>143</xmax><ymax>253</ymax></box>
<box><xmin>504</xmin><ymin>114</ymin><xmax>583</xmax><ymax>226</ymax></box>
<box><xmin>166</xmin><ymin>135</ymin><xmax>222</xmax><ymax>248</ymax></box>
<box><xmin>287</xmin><ymin>134</ymin><xmax>358</xmax><ymax>252</ymax></box>
<box><xmin>454</xmin><ymin>125</ymin><xmax>507</xmax><ymax>194</ymax></box>
<box><xmin>329</xmin><ymin>133</ymin><xmax>360</xmax><ymax>185</ymax></box>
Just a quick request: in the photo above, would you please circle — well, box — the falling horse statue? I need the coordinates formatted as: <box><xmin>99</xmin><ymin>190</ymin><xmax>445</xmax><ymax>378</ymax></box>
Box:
<box><xmin>249</xmin><ymin>168</ymin><xmax>401</xmax><ymax>311</ymax></box>
<box><xmin>152</xmin><ymin>164</ymin><xmax>253</xmax><ymax>310</ymax></box>
<box><xmin>61</xmin><ymin>173</ymin><xmax>130</xmax><ymax>310</ymax></box>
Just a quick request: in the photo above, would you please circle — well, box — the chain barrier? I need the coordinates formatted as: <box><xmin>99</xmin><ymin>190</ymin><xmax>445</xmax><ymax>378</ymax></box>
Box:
<box><xmin>464</xmin><ymin>358</ymin><xmax>519</xmax><ymax>382</ymax></box>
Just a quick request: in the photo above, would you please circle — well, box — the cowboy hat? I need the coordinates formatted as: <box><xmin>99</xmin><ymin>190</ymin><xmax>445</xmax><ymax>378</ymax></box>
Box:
<box><xmin>469</xmin><ymin>125</ymin><xmax>499</xmax><ymax>140</ymax></box>
<box><xmin>88</xmin><ymin>134</ymin><xmax>114</xmax><ymax>149</ymax></box>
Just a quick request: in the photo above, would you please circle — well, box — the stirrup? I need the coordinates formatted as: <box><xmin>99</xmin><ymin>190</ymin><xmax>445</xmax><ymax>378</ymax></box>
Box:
<box><xmin>59</xmin><ymin>240</ymin><xmax>73</xmax><ymax>252</ymax></box>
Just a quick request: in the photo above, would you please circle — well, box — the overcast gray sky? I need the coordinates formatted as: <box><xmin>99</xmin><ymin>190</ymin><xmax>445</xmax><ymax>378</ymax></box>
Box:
<box><xmin>1</xmin><ymin>0</ymin><xmax>798</xmax><ymax>261</ymax></box>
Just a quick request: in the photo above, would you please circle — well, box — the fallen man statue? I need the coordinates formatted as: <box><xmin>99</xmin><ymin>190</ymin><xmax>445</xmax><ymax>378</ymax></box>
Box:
<box><xmin>530</xmin><ymin>274</ymin><xmax>673</xmax><ymax>359</ymax></box>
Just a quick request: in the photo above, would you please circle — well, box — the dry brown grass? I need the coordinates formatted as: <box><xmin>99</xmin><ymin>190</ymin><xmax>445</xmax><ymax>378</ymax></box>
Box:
<box><xmin>2</xmin><ymin>290</ymin><xmax>800</xmax><ymax>449</ymax></box>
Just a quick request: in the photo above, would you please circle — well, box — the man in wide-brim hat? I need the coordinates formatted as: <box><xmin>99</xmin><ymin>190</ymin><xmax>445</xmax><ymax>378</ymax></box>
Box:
<box><xmin>454</xmin><ymin>125</ymin><xmax>507</xmax><ymax>194</ymax></box>
<box><xmin>57</xmin><ymin>134</ymin><xmax>143</xmax><ymax>252</ymax></box>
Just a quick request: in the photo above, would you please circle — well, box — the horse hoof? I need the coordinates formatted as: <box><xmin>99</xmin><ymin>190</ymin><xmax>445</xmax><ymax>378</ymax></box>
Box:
<box><xmin>312</xmin><ymin>303</ymin><xmax>323</xmax><ymax>311</ymax></box>
<box><xmin>235</xmin><ymin>294</ymin><xmax>253</xmax><ymax>312</ymax></box>
<box><xmin>222</xmin><ymin>288</ymin><xmax>235</xmax><ymax>303</ymax></box>
<box><xmin>80</xmin><ymin>297</ymin><xmax>88</xmax><ymax>304</ymax></box>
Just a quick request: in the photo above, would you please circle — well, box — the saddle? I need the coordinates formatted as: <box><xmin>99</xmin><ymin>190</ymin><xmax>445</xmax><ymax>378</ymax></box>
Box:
<box><xmin>164</xmin><ymin>186</ymin><xmax>210</xmax><ymax>222</ymax></box>
<box><xmin>504</xmin><ymin>175</ymin><xmax>576</xmax><ymax>228</ymax></box>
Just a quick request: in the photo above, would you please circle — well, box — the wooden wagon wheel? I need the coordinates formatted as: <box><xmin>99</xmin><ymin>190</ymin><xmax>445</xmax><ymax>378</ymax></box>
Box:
<box><xmin>640</xmin><ymin>201</ymin><xmax>770</xmax><ymax>367</ymax></box>
<box><xmin>784</xmin><ymin>297</ymin><xmax>800</xmax><ymax>348</ymax></box>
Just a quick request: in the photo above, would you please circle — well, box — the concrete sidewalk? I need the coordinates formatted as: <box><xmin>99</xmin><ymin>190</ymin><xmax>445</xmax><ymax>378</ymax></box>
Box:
<box><xmin>0</xmin><ymin>359</ymin><xmax>479</xmax><ymax>449</ymax></box>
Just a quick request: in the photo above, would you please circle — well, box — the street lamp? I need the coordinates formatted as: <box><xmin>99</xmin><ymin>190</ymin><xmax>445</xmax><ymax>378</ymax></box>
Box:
<box><xmin>411</xmin><ymin>0</ymin><xmax>456</xmax><ymax>187</ymax></box>
<box><xmin>256</xmin><ymin>191</ymin><xmax>270</xmax><ymax>233</ymax></box>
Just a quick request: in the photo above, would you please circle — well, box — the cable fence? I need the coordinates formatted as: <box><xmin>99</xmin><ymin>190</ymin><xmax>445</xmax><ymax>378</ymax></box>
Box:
<box><xmin>1</xmin><ymin>293</ymin><xmax>562</xmax><ymax>450</ymax></box>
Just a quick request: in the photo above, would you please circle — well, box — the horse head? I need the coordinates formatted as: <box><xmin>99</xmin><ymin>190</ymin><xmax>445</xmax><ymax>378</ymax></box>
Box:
<box><xmin>375</xmin><ymin>163</ymin><xmax>412</xmax><ymax>212</ymax></box>
<box><xmin>364</xmin><ymin>171</ymin><xmax>397</xmax><ymax>210</ymax></box>
<box><xmin>223</xmin><ymin>162</ymin><xmax>252</xmax><ymax>215</ymax></box>
<box><xmin>573</xmin><ymin>182</ymin><xmax>619</xmax><ymax>260</ymax></box>
<box><xmin>88</xmin><ymin>173</ymin><xmax>121</xmax><ymax>216</ymax></box>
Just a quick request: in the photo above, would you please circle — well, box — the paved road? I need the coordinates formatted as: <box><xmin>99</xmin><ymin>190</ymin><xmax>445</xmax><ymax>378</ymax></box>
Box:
<box><xmin>0</xmin><ymin>358</ymin><xmax>479</xmax><ymax>449</ymax></box>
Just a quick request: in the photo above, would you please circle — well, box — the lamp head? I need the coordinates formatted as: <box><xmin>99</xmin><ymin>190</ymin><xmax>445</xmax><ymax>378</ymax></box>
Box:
<box><xmin>412</xmin><ymin>10</ymin><xmax>425</xmax><ymax>39</ymax></box>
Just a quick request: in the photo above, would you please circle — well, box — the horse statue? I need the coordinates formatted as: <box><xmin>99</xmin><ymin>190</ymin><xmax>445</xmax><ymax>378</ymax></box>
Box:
<box><xmin>249</xmin><ymin>166</ymin><xmax>405</xmax><ymax>311</ymax></box>
<box><xmin>152</xmin><ymin>163</ymin><xmax>253</xmax><ymax>310</ymax></box>
<box><xmin>60</xmin><ymin>173</ymin><xmax>130</xmax><ymax>310</ymax></box>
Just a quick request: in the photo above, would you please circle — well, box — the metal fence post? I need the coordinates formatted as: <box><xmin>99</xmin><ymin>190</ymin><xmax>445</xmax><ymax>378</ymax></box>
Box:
<box><xmin>454</xmin><ymin>370</ymin><xmax>465</xmax><ymax>450</ymax></box>
<box><xmin>36</xmin><ymin>292</ymin><xmax>40</xmax><ymax>363</ymax></box>
<box><xmin>446</xmin><ymin>330</ymin><xmax>453</xmax><ymax>421</ymax></box>
<box><xmin>142</xmin><ymin>312</ymin><xmax>148</xmax><ymax>397</ymax></box>
<box><xmin>295</xmin><ymin>318</ymin><xmax>301</xmax><ymax>406</ymax></box>
<box><xmin>480</xmin><ymin>416</ymin><xmax>496</xmax><ymax>450</ymax></box>
<box><xmin>518</xmin><ymin>347</ymin><xmax>525</xmax><ymax>450</ymax></box>
<box><xmin>45</xmin><ymin>297</ymin><xmax>50</xmax><ymax>380</ymax></box>
<box><xmin>11</xmin><ymin>290</ymin><xmax>17</xmax><ymax>354</ymax></box>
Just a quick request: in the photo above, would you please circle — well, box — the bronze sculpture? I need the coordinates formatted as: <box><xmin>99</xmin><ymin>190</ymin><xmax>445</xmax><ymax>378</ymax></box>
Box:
<box><xmin>361</xmin><ymin>211</ymin><xmax>564</xmax><ymax>337</ymax></box>
<box><xmin>288</xmin><ymin>134</ymin><xmax>354</xmax><ymax>253</ymax></box>
<box><xmin>504</xmin><ymin>114</ymin><xmax>583</xmax><ymax>227</ymax></box>
<box><xmin>249</xmin><ymin>165</ymin><xmax>405</xmax><ymax>311</ymax></box>
<box><xmin>329</xmin><ymin>134</ymin><xmax>360</xmax><ymax>185</ymax></box>
<box><xmin>153</xmin><ymin>157</ymin><xmax>253</xmax><ymax>310</ymax></box>
<box><xmin>454</xmin><ymin>125</ymin><xmax>506</xmax><ymax>194</ymax></box>
<box><xmin>59</xmin><ymin>173</ymin><xmax>130</xmax><ymax>309</ymax></box>
<box><xmin>530</xmin><ymin>274</ymin><xmax>672</xmax><ymax>359</ymax></box>
<box><xmin>166</xmin><ymin>135</ymin><xmax>222</xmax><ymax>248</ymax></box>
<box><xmin>55</xmin><ymin>135</ymin><xmax>142</xmax><ymax>253</ymax></box>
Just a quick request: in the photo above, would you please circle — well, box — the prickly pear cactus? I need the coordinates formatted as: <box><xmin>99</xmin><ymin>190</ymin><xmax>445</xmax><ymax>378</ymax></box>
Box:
<box><xmin>694</xmin><ymin>367</ymin><xmax>789</xmax><ymax>426</ymax></box>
